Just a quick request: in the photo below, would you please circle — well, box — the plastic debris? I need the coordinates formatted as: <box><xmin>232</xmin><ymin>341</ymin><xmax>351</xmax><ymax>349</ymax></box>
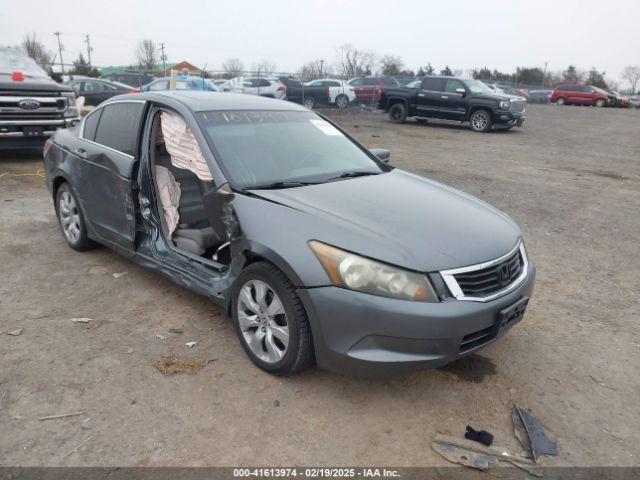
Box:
<box><xmin>6</xmin><ymin>329</ymin><xmax>23</xmax><ymax>336</ymax></box>
<box><xmin>112</xmin><ymin>272</ymin><xmax>128</xmax><ymax>278</ymax></box>
<box><xmin>125</xmin><ymin>348</ymin><xmax>134</xmax><ymax>354</ymax></box>
<box><xmin>155</xmin><ymin>334</ymin><xmax>167</xmax><ymax>341</ymax></box>
<box><xmin>169</xmin><ymin>328</ymin><xmax>183</xmax><ymax>334</ymax></box>
<box><xmin>432</xmin><ymin>434</ymin><xmax>540</xmax><ymax>476</ymax></box>
<box><xmin>185</xmin><ymin>341</ymin><xmax>197</xmax><ymax>348</ymax></box>
<box><xmin>39</xmin><ymin>411</ymin><xmax>85</xmax><ymax>421</ymax></box>
<box><xmin>512</xmin><ymin>406</ymin><xmax>558</xmax><ymax>462</ymax></box>
<box><xmin>71</xmin><ymin>318</ymin><xmax>92</xmax><ymax>323</ymax></box>
<box><xmin>465</xmin><ymin>425</ymin><xmax>494</xmax><ymax>446</ymax></box>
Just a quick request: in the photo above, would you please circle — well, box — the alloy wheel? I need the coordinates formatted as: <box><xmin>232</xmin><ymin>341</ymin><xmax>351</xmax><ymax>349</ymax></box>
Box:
<box><xmin>336</xmin><ymin>95</ymin><xmax>348</xmax><ymax>109</ymax></box>
<box><xmin>237</xmin><ymin>279</ymin><xmax>289</xmax><ymax>364</ymax></box>
<box><xmin>59</xmin><ymin>190</ymin><xmax>81</xmax><ymax>244</ymax></box>
<box><xmin>472</xmin><ymin>112</ymin><xmax>489</xmax><ymax>131</ymax></box>
<box><xmin>303</xmin><ymin>98</ymin><xmax>315</xmax><ymax>109</ymax></box>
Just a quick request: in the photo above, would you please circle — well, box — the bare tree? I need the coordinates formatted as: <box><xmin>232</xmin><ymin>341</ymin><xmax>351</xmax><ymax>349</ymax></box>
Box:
<box><xmin>335</xmin><ymin>44</ymin><xmax>377</xmax><ymax>78</ymax></box>
<box><xmin>379</xmin><ymin>54</ymin><xmax>404</xmax><ymax>75</ymax></box>
<box><xmin>222</xmin><ymin>58</ymin><xmax>244</xmax><ymax>78</ymax></box>
<box><xmin>252</xmin><ymin>59</ymin><xmax>276</xmax><ymax>76</ymax></box>
<box><xmin>136</xmin><ymin>39</ymin><xmax>157</xmax><ymax>70</ymax></box>
<box><xmin>621</xmin><ymin>66</ymin><xmax>640</xmax><ymax>94</ymax></box>
<box><xmin>297</xmin><ymin>59</ymin><xmax>325</xmax><ymax>81</ymax></box>
<box><xmin>22</xmin><ymin>33</ymin><xmax>52</xmax><ymax>68</ymax></box>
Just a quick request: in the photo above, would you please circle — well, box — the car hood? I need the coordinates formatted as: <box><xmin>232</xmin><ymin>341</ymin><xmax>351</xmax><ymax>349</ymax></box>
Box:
<box><xmin>248</xmin><ymin>169</ymin><xmax>521</xmax><ymax>271</ymax></box>
<box><xmin>0</xmin><ymin>73</ymin><xmax>72</xmax><ymax>92</ymax></box>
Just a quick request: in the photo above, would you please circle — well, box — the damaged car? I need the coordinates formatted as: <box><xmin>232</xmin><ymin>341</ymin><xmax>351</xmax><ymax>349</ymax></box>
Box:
<box><xmin>44</xmin><ymin>91</ymin><xmax>535</xmax><ymax>377</ymax></box>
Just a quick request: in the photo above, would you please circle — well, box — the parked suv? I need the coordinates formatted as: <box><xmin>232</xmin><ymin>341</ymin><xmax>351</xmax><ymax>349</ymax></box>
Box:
<box><xmin>0</xmin><ymin>47</ymin><xmax>80</xmax><ymax>150</ymax></box>
<box><xmin>549</xmin><ymin>85</ymin><xmax>609</xmax><ymax>106</ymax></box>
<box><xmin>220</xmin><ymin>77</ymin><xmax>286</xmax><ymax>99</ymax></box>
<box><xmin>349</xmin><ymin>76</ymin><xmax>399</xmax><ymax>104</ymax></box>
<box><xmin>302</xmin><ymin>79</ymin><xmax>356</xmax><ymax>109</ymax></box>
<box><xmin>379</xmin><ymin>76</ymin><xmax>526</xmax><ymax>132</ymax></box>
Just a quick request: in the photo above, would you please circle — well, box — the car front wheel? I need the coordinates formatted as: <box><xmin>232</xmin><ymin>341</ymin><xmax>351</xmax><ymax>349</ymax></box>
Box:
<box><xmin>56</xmin><ymin>182</ymin><xmax>96</xmax><ymax>251</ymax></box>
<box><xmin>556</xmin><ymin>97</ymin><xmax>566</xmax><ymax>105</ymax></box>
<box><xmin>303</xmin><ymin>97</ymin><xmax>315</xmax><ymax>109</ymax></box>
<box><xmin>231</xmin><ymin>262</ymin><xmax>314</xmax><ymax>376</ymax></box>
<box><xmin>469</xmin><ymin>109</ymin><xmax>492</xmax><ymax>132</ymax></box>
<box><xmin>595</xmin><ymin>98</ymin><xmax>606</xmax><ymax>107</ymax></box>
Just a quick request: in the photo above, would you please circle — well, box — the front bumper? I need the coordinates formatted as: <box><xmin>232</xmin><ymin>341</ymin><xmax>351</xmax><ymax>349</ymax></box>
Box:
<box><xmin>298</xmin><ymin>263</ymin><xmax>535</xmax><ymax>378</ymax></box>
<box><xmin>494</xmin><ymin>109</ymin><xmax>525</xmax><ymax>127</ymax></box>
<box><xmin>0</xmin><ymin>117</ymin><xmax>81</xmax><ymax>149</ymax></box>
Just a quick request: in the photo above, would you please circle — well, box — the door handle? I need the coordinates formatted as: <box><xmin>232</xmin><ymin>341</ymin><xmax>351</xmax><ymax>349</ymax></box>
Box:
<box><xmin>75</xmin><ymin>147</ymin><xmax>87</xmax><ymax>159</ymax></box>
<box><xmin>418</xmin><ymin>93</ymin><xmax>425</xmax><ymax>97</ymax></box>
<box><xmin>440</xmin><ymin>95</ymin><xmax>449</xmax><ymax>99</ymax></box>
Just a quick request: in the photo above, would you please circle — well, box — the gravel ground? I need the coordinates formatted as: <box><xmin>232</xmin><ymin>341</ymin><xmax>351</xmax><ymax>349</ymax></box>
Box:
<box><xmin>0</xmin><ymin>104</ymin><xmax>639</xmax><ymax>467</ymax></box>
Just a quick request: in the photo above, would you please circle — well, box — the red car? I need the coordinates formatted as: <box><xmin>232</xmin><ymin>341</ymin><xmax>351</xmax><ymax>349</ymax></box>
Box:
<box><xmin>549</xmin><ymin>84</ymin><xmax>609</xmax><ymax>106</ymax></box>
<box><xmin>349</xmin><ymin>76</ymin><xmax>399</xmax><ymax>104</ymax></box>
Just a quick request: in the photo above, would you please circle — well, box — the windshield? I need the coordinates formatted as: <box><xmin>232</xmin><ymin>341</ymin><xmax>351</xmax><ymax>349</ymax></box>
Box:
<box><xmin>0</xmin><ymin>48</ymin><xmax>50</xmax><ymax>78</ymax></box>
<box><xmin>198</xmin><ymin>110</ymin><xmax>384</xmax><ymax>189</ymax></box>
<box><xmin>464</xmin><ymin>79</ymin><xmax>493</xmax><ymax>94</ymax></box>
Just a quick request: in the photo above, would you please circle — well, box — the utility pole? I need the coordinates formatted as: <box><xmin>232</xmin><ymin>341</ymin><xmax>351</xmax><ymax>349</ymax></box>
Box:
<box><xmin>54</xmin><ymin>32</ymin><xmax>64</xmax><ymax>75</ymax></box>
<box><xmin>160</xmin><ymin>43</ymin><xmax>167</xmax><ymax>76</ymax></box>
<box><xmin>542</xmin><ymin>61</ymin><xmax>548</xmax><ymax>87</ymax></box>
<box><xmin>84</xmin><ymin>34</ymin><xmax>93</xmax><ymax>67</ymax></box>
<box><xmin>319</xmin><ymin>59</ymin><xmax>324</xmax><ymax>77</ymax></box>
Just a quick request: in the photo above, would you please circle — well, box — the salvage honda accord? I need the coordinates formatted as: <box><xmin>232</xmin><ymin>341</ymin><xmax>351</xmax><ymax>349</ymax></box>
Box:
<box><xmin>44</xmin><ymin>92</ymin><xmax>535</xmax><ymax>377</ymax></box>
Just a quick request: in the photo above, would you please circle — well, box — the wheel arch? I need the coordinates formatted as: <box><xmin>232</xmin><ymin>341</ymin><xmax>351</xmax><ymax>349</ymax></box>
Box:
<box><xmin>386</xmin><ymin>96</ymin><xmax>408</xmax><ymax>110</ymax></box>
<box><xmin>467</xmin><ymin>104</ymin><xmax>494</xmax><ymax>121</ymax></box>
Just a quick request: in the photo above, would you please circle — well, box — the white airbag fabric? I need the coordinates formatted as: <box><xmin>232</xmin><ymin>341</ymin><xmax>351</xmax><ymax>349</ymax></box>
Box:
<box><xmin>155</xmin><ymin>165</ymin><xmax>181</xmax><ymax>238</ymax></box>
<box><xmin>160</xmin><ymin>111</ymin><xmax>213</xmax><ymax>181</ymax></box>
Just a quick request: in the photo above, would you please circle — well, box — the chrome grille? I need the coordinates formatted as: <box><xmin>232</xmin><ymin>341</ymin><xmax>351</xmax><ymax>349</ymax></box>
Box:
<box><xmin>510</xmin><ymin>100</ymin><xmax>526</xmax><ymax>112</ymax></box>
<box><xmin>0</xmin><ymin>95</ymin><xmax>67</xmax><ymax>121</ymax></box>
<box><xmin>439</xmin><ymin>241</ymin><xmax>529</xmax><ymax>302</ymax></box>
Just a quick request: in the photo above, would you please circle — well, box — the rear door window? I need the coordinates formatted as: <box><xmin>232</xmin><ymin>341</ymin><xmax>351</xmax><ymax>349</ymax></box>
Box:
<box><xmin>421</xmin><ymin>78</ymin><xmax>445</xmax><ymax>92</ymax></box>
<box><xmin>382</xmin><ymin>77</ymin><xmax>398</xmax><ymax>86</ymax></box>
<box><xmin>349</xmin><ymin>78</ymin><xmax>363</xmax><ymax>87</ymax></box>
<box><xmin>93</xmin><ymin>102</ymin><xmax>145</xmax><ymax>156</ymax></box>
<box><xmin>82</xmin><ymin>109</ymin><xmax>102</xmax><ymax>141</ymax></box>
<box><xmin>362</xmin><ymin>78</ymin><xmax>377</xmax><ymax>86</ymax></box>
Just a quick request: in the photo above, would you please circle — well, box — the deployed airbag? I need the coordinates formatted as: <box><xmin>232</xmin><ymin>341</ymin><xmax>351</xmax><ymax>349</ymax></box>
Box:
<box><xmin>155</xmin><ymin>165</ymin><xmax>181</xmax><ymax>238</ymax></box>
<box><xmin>160</xmin><ymin>111</ymin><xmax>213</xmax><ymax>181</ymax></box>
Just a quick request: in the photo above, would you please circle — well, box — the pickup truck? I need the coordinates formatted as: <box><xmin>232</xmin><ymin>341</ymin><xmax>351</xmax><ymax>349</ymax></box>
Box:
<box><xmin>378</xmin><ymin>76</ymin><xmax>526</xmax><ymax>132</ymax></box>
<box><xmin>1</xmin><ymin>47</ymin><xmax>80</xmax><ymax>150</ymax></box>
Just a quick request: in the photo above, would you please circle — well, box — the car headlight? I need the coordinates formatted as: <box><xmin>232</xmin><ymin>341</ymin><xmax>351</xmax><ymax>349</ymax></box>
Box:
<box><xmin>499</xmin><ymin>100</ymin><xmax>511</xmax><ymax>109</ymax></box>
<box><xmin>309</xmin><ymin>241</ymin><xmax>438</xmax><ymax>302</ymax></box>
<box><xmin>63</xmin><ymin>94</ymin><xmax>79</xmax><ymax>117</ymax></box>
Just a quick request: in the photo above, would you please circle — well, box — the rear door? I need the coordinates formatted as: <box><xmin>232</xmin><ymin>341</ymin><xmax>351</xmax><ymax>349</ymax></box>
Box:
<box><xmin>75</xmin><ymin>101</ymin><xmax>146</xmax><ymax>249</ymax></box>
<box><xmin>360</xmin><ymin>77</ymin><xmax>377</xmax><ymax>104</ymax></box>
<box><xmin>415</xmin><ymin>77</ymin><xmax>446</xmax><ymax>118</ymax></box>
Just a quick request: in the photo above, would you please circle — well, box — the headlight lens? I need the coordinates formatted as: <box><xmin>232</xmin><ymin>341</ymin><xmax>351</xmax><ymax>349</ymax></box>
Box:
<box><xmin>64</xmin><ymin>94</ymin><xmax>79</xmax><ymax>117</ymax></box>
<box><xmin>499</xmin><ymin>100</ymin><xmax>511</xmax><ymax>109</ymax></box>
<box><xmin>309</xmin><ymin>241</ymin><xmax>438</xmax><ymax>302</ymax></box>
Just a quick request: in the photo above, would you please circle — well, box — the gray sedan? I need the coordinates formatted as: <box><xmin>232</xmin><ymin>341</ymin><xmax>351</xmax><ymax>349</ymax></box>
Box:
<box><xmin>43</xmin><ymin>92</ymin><xmax>535</xmax><ymax>377</ymax></box>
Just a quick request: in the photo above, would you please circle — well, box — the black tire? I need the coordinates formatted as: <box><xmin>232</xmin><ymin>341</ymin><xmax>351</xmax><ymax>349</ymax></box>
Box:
<box><xmin>469</xmin><ymin>109</ymin><xmax>492</xmax><ymax>132</ymax></box>
<box><xmin>303</xmin><ymin>97</ymin><xmax>315</xmax><ymax>109</ymax></box>
<box><xmin>388</xmin><ymin>103</ymin><xmax>407</xmax><ymax>123</ymax></box>
<box><xmin>55</xmin><ymin>182</ymin><xmax>96</xmax><ymax>251</ymax></box>
<box><xmin>335</xmin><ymin>94</ymin><xmax>349</xmax><ymax>109</ymax></box>
<box><xmin>231</xmin><ymin>261</ymin><xmax>314</xmax><ymax>376</ymax></box>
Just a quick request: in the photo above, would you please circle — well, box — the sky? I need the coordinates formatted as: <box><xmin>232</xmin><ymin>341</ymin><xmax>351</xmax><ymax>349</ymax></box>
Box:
<box><xmin>2</xmin><ymin>0</ymin><xmax>639</xmax><ymax>85</ymax></box>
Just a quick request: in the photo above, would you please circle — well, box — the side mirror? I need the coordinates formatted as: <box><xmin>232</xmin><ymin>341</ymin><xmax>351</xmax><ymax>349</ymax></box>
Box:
<box><xmin>455</xmin><ymin>87</ymin><xmax>466</xmax><ymax>96</ymax></box>
<box><xmin>370</xmin><ymin>148</ymin><xmax>390</xmax><ymax>163</ymax></box>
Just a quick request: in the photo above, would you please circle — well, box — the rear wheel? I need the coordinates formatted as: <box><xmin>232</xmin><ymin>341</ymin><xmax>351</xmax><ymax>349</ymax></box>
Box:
<box><xmin>303</xmin><ymin>97</ymin><xmax>315</xmax><ymax>109</ymax></box>
<box><xmin>232</xmin><ymin>262</ymin><xmax>314</xmax><ymax>376</ymax></box>
<box><xmin>335</xmin><ymin>94</ymin><xmax>349</xmax><ymax>109</ymax></box>
<box><xmin>55</xmin><ymin>183</ymin><xmax>96</xmax><ymax>251</ymax></box>
<box><xmin>469</xmin><ymin>109</ymin><xmax>492</xmax><ymax>132</ymax></box>
<box><xmin>388</xmin><ymin>103</ymin><xmax>407</xmax><ymax>123</ymax></box>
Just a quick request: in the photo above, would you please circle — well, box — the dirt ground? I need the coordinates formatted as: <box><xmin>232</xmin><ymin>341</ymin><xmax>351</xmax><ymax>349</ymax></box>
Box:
<box><xmin>1</xmin><ymin>105</ymin><xmax>639</xmax><ymax>467</ymax></box>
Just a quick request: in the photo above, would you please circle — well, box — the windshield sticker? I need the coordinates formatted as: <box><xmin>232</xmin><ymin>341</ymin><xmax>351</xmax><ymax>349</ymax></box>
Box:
<box><xmin>309</xmin><ymin>119</ymin><xmax>342</xmax><ymax>136</ymax></box>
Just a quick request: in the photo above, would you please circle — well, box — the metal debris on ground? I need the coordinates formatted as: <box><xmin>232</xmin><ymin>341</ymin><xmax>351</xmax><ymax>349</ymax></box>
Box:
<box><xmin>169</xmin><ymin>328</ymin><xmax>183</xmax><ymax>334</ymax></box>
<box><xmin>154</xmin><ymin>355</ymin><xmax>205</xmax><ymax>375</ymax></box>
<box><xmin>431</xmin><ymin>434</ymin><xmax>540</xmax><ymax>476</ymax></box>
<box><xmin>39</xmin><ymin>411</ymin><xmax>85</xmax><ymax>421</ymax></box>
<box><xmin>6</xmin><ymin>329</ymin><xmax>23</xmax><ymax>336</ymax></box>
<box><xmin>185</xmin><ymin>341</ymin><xmax>197</xmax><ymax>348</ymax></box>
<box><xmin>512</xmin><ymin>406</ymin><xmax>558</xmax><ymax>462</ymax></box>
<box><xmin>71</xmin><ymin>318</ymin><xmax>92</xmax><ymax>323</ymax></box>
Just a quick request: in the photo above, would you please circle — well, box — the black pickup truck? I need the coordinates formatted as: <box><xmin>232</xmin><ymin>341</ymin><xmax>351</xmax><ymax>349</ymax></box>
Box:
<box><xmin>1</xmin><ymin>48</ymin><xmax>80</xmax><ymax>150</ymax></box>
<box><xmin>378</xmin><ymin>76</ymin><xmax>526</xmax><ymax>132</ymax></box>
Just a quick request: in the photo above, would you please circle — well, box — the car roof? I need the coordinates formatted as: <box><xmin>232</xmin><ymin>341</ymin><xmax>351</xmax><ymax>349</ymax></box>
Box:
<box><xmin>108</xmin><ymin>91</ymin><xmax>308</xmax><ymax>112</ymax></box>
